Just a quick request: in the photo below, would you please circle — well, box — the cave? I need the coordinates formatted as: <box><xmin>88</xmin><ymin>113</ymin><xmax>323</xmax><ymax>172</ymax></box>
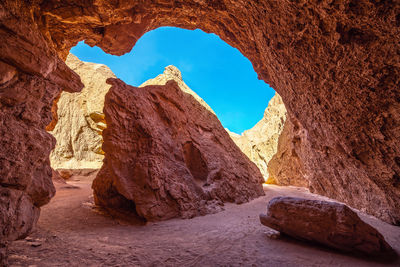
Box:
<box><xmin>0</xmin><ymin>0</ymin><xmax>399</xmax><ymax>265</ymax></box>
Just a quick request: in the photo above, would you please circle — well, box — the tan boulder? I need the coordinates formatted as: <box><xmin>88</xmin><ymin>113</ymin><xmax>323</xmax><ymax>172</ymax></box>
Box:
<box><xmin>260</xmin><ymin>197</ymin><xmax>395</xmax><ymax>257</ymax></box>
<box><xmin>227</xmin><ymin>93</ymin><xmax>286</xmax><ymax>180</ymax></box>
<box><xmin>48</xmin><ymin>54</ymin><xmax>115</xmax><ymax>169</ymax></box>
<box><xmin>92</xmin><ymin>78</ymin><xmax>265</xmax><ymax>221</ymax></box>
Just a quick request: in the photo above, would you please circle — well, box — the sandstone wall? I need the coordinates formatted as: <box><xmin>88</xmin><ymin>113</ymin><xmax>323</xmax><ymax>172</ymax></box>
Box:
<box><xmin>228</xmin><ymin>93</ymin><xmax>286</xmax><ymax>179</ymax></box>
<box><xmin>49</xmin><ymin>54</ymin><xmax>115</xmax><ymax>169</ymax></box>
<box><xmin>0</xmin><ymin>2</ymin><xmax>399</xmax><ymax>255</ymax></box>
<box><xmin>92</xmin><ymin>78</ymin><xmax>265</xmax><ymax>221</ymax></box>
<box><xmin>267</xmin><ymin>116</ymin><xmax>309</xmax><ymax>187</ymax></box>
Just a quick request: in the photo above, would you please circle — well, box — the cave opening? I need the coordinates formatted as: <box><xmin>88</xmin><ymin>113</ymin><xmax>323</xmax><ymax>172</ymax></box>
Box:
<box><xmin>47</xmin><ymin>26</ymin><xmax>283</xmax><ymax>222</ymax></box>
<box><xmin>2</xmin><ymin>1</ymin><xmax>400</xmax><ymax>265</ymax></box>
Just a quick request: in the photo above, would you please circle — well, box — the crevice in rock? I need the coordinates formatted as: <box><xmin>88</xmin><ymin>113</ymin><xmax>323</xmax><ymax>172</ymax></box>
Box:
<box><xmin>182</xmin><ymin>141</ymin><xmax>209</xmax><ymax>187</ymax></box>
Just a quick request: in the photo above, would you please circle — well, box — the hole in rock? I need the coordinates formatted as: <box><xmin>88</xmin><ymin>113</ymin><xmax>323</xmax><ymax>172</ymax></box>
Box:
<box><xmin>47</xmin><ymin>26</ymin><xmax>284</xmax><ymax>223</ymax></box>
<box><xmin>182</xmin><ymin>141</ymin><xmax>209</xmax><ymax>186</ymax></box>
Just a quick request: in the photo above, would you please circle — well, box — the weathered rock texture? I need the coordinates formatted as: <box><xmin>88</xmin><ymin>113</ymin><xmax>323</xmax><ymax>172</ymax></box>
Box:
<box><xmin>260</xmin><ymin>197</ymin><xmax>395</xmax><ymax>257</ymax></box>
<box><xmin>0</xmin><ymin>0</ymin><xmax>83</xmax><ymax>253</ymax></box>
<box><xmin>92</xmin><ymin>78</ymin><xmax>265</xmax><ymax>221</ymax></box>
<box><xmin>1</xmin><ymin>0</ymin><xmax>399</xmax><ymax>252</ymax></box>
<box><xmin>267</xmin><ymin>116</ymin><xmax>309</xmax><ymax>187</ymax></box>
<box><xmin>228</xmin><ymin>93</ymin><xmax>286</xmax><ymax>179</ymax></box>
<box><xmin>50</xmin><ymin>61</ymin><xmax>210</xmax><ymax>170</ymax></box>
<box><xmin>49</xmin><ymin>54</ymin><xmax>115</xmax><ymax>169</ymax></box>
<box><xmin>140</xmin><ymin>65</ymin><xmax>214</xmax><ymax>114</ymax></box>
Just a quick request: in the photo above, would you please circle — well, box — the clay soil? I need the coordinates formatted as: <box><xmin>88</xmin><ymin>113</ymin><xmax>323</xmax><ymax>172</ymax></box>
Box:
<box><xmin>8</xmin><ymin>174</ymin><xmax>400</xmax><ymax>267</ymax></box>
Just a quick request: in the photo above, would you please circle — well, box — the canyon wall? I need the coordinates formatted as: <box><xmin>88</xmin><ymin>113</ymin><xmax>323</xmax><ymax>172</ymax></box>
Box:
<box><xmin>49</xmin><ymin>54</ymin><xmax>115</xmax><ymax>169</ymax></box>
<box><xmin>267</xmin><ymin>116</ymin><xmax>309</xmax><ymax>187</ymax></box>
<box><xmin>0</xmin><ymin>1</ymin><xmax>83</xmax><ymax>259</ymax></box>
<box><xmin>228</xmin><ymin>93</ymin><xmax>286</xmax><ymax>179</ymax></box>
<box><xmin>92</xmin><ymin>78</ymin><xmax>265</xmax><ymax>221</ymax></box>
<box><xmin>1</xmin><ymin>1</ymin><xmax>399</xmax><ymax>256</ymax></box>
<box><xmin>49</xmin><ymin>59</ymin><xmax>211</xmax><ymax>170</ymax></box>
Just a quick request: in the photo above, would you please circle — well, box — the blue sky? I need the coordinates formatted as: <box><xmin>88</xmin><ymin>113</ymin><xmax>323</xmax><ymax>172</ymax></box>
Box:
<box><xmin>71</xmin><ymin>27</ymin><xmax>275</xmax><ymax>134</ymax></box>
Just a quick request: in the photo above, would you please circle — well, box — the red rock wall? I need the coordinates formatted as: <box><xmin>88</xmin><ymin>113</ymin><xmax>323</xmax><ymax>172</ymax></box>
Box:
<box><xmin>0</xmin><ymin>1</ymin><xmax>399</xmax><ymax>252</ymax></box>
<box><xmin>92</xmin><ymin>79</ymin><xmax>265</xmax><ymax>221</ymax></box>
<box><xmin>0</xmin><ymin>0</ymin><xmax>83</xmax><ymax>249</ymax></box>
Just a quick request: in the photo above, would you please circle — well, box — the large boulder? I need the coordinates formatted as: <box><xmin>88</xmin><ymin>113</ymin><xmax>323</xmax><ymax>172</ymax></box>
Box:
<box><xmin>227</xmin><ymin>93</ymin><xmax>286</xmax><ymax>180</ymax></box>
<box><xmin>92</xmin><ymin>78</ymin><xmax>265</xmax><ymax>221</ymax></box>
<box><xmin>260</xmin><ymin>197</ymin><xmax>395</xmax><ymax>257</ymax></box>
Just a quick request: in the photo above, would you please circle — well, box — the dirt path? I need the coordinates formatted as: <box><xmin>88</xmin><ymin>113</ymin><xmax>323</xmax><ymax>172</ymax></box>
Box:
<box><xmin>8</xmin><ymin>175</ymin><xmax>400</xmax><ymax>266</ymax></box>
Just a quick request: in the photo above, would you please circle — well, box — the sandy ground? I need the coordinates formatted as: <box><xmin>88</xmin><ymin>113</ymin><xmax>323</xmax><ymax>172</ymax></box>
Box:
<box><xmin>8</xmin><ymin>174</ymin><xmax>400</xmax><ymax>267</ymax></box>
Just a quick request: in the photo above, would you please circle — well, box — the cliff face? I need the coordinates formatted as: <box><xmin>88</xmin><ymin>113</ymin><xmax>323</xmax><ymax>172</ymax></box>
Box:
<box><xmin>92</xmin><ymin>78</ymin><xmax>265</xmax><ymax>221</ymax></box>
<box><xmin>49</xmin><ymin>54</ymin><xmax>115</xmax><ymax>169</ymax></box>
<box><xmin>267</xmin><ymin>116</ymin><xmax>309</xmax><ymax>187</ymax></box>
<box><xmin>228</xmin><ymin>94</ymin><xmax>286</xmax><ymax>179</ymax></box>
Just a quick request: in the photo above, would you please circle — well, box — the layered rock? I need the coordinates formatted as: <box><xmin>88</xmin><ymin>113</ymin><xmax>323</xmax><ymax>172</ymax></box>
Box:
<box><xmin>92</xmin><ymin>78</ymin><xmax>265</xmax><ymax>221</ymax></box>
<box><xmin>228</xmin><ymin>93</ymin><xmax>286</xmax><ymax>179</ymax></box>
<box><xmin>49</xmin><ymin>54</ymin><xmax>115</xmax><ymax>169</ymax></box>
<box><xmin>267</xmin><ymin>116</ymin><xmax>309</xmax><ymax>187</ymax></box>
<box><xmin>260</xmin><ymin>197</ymin><xmax>395</xmax><ymax>257</ymax></box>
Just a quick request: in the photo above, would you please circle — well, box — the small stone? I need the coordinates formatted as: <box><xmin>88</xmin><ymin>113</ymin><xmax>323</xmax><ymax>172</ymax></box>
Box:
<box><xmin>30</xmin><ymin>242</ymin><xmax>42</xmax><ymax>247</ymax></box>
<box><xmin>263</xmin><ymin>228</ymin><xmax>281</xmax><ymax>239</ymax></box>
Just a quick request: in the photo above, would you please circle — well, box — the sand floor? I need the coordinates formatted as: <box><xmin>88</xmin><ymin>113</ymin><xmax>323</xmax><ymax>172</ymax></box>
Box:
<box><xmin>8</xmin><ymin>174</ymin><xmax>400</xmax><ymax>267</ymax></box>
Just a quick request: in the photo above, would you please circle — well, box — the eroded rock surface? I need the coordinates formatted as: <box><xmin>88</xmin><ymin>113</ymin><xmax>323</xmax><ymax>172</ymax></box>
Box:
<box><xmin>140</xmin><ymin>65</ymin><xmax>214</xmax><ymax>114</ymax></box>
<box><xmin>260</xmin><ymin>197</ymin><xmax>395</xmax><ymax>257</ymax></box>
<box><xmin>266</xmin><ymin>116</ymin><xmax>309</xmax><ymax>187</ymax></box>
<box><xmin>49</xmin><ymin>54</ymin><xmax>115</xmax><ymax>169</ymax></box>
<box><xmin>0</xmin><ymin>1</ymin><xmax>83</xmax><ymax>250</ymax></box>
<box><xmin>228</xmin><ymin>93</ymin><xmax>286</xmax><ymax>179</ymax></box>
<box><xmin>1</xmin><ymin>0</ymin><xmax>400</xmax><ymax>257</ymax></box>
<box><xmin>92</xmin><ymin>78</ymin><xmax>265</xmax><ymax>221</ymax></box>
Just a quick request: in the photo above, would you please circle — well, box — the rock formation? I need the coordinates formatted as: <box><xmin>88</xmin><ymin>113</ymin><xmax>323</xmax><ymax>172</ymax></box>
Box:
<box><xmin>227</xmin><ymin>93</ymin><xmax>286</xmax><ymax>179</ymax></box>
<box><xmin>1</xmin><ymin>1</ymin><xmax>400</xmax><ymax>262</ymax></box>
<box><xmin>140</xmin><ymin>65</ymin><xmax>214</xmax><ymax>114</ymax></box>
<box><xmin>92</xmin><ymin>78</ymin><xmax>265</xmax><ymax>221</ymax></box>
<box><xmin>259</xmin><ymin>197</ymin><xmax>395</xmax><ymax>257</ymax></box>
<box><xmin>49</xmin><ymin>54</ymin><xmax>115</xmax><ymax>169</ymax></box>
<box><xmin>267</xmin><ymin>116</ymin><xmax>309</xmax><ymax>187</ymax></box>
<box><xmin>49</xmin><ymin>60</ymin><xmax>212</xmax><ymax>170</ymax></box>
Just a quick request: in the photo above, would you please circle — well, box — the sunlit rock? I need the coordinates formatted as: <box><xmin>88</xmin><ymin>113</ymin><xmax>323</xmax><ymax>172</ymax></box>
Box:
<box><xmin>227</xmin><ymin>93</ymin><xmax>286</xmax><ymax>180</ymax></box>
<box><xmin>49</xmin><ymin>54</ymin><xmax>115</xmax><ymax>169</ymax></box>
<box><xmin>92</xmin><ymin>78</ymin><xmax>265</xmax><ymax>221</ymax></box>
<box><xmin>267</xmin><ymin>115</ymin><xmax>309</xmax><ymax>187</ymax></box>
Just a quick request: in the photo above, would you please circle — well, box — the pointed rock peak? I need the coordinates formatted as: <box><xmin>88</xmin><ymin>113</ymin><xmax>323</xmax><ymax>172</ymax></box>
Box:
<box><xmin>163</xmin><ymin>65</ymin><xmax>182</xmax><ymax>81</ymax></box>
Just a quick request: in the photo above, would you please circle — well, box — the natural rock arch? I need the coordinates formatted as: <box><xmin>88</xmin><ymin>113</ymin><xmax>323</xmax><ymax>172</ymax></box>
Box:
<box><xmin>0</xmin><ymin>0</ymin><xmax>399</xmax><ymax>249</ymax></box>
